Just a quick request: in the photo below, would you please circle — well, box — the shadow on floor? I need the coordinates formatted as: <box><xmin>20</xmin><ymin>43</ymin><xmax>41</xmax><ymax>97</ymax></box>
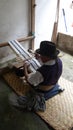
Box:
<box><xmin>0</xmin><ymin>77</ymin><xmax>53</xmax><ymax>130</ymax></box>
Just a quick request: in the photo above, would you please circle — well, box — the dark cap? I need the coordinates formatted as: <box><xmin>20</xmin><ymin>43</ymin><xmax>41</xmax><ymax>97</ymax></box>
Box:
<box><xmin>36</xmin><ymin>41</ymin><xmax>60</xmax><ymax>59</ymax></box>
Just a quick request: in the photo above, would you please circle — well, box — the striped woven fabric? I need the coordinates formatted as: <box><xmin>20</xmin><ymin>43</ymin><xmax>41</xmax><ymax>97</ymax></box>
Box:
<box><xmin>8</xmin><ymin>40</ymin><xmax>41</xmax><ymax>72</ymax></box>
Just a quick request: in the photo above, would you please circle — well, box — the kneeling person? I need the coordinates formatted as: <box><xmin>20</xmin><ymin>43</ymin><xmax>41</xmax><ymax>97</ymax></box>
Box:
<box><xmin>24</xmin><ymin>41</ymin><xmax>63</xmax><ymax>100</ymax></box>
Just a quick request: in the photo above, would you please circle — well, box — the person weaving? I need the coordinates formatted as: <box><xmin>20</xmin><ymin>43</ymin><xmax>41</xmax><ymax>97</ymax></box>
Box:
<box><xmin>23</xmin><ymin>41</ymin><xmax>63</xmax><ymax>100</ymax></box>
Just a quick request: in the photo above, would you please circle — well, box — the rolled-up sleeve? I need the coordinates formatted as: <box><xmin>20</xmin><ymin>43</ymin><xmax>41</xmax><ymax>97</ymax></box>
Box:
<box><xmin>27</xmin><ymin>71</ymin><xmax>44</xmax><ymax>87</ymax></box>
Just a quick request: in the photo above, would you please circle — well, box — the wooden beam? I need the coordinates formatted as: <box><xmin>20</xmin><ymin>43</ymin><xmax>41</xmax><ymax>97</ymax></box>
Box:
<box><xmin>31</xmin><ymin>0</ymin><xmax>36</xmax><ymax>50</ymax></box>
<box><xmin>0</xmin><ymin>1</ymin><xmax>36</xmax><ymax>49</ymax></box>
<box><xmin>51</xmin><ymin>0</ymin><xmax>60</xmax><ymax>43</ymax></box>
<box><xmin>0</xmin><ymin>35</ymin><xmax>34</xmax><ymax>48</ymax></box>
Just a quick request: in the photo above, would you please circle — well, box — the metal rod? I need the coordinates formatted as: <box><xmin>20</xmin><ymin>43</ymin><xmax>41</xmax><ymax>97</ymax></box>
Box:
<box><xmin>62</xmin><ymin>8</ymin><xmax>68</xmax><ymax>32</ymax></box>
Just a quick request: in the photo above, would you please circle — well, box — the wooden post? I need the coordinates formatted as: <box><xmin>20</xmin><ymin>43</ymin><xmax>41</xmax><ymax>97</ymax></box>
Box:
<box><xmin>31</xmin><ymin>0</ymin><xmax>36</xmax><ymax>50</ymax></box>
<box><xmin>51</xmin><ymin>0</ymin><xmax>60</xmax><ymax>44</ymax></box>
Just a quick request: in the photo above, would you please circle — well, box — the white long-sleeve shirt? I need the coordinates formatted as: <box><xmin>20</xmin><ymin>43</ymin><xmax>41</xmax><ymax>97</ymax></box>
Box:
<box><xmin>27</xmin><ymin>60</ymin><xmax>56</xmax><ymax>87</ymax></box>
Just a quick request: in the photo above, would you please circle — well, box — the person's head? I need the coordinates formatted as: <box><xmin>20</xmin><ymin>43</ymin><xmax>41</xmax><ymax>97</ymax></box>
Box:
<box><xmin>35</xmin><ymin>41</ymin><xmax>59</xmax><ymax>63</ymax></box>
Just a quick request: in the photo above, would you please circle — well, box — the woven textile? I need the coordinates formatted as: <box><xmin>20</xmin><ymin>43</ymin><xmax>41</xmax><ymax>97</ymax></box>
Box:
<box><xmin>3</xmin><ymin>71</ymin><xmax>73</xmax><ymax>130</ymax></box>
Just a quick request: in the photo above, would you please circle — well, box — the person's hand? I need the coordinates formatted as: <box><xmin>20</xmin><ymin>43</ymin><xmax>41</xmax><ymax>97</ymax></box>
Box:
<box><xmin>35</xmin><ymin>53</ymin><xmax>40</xmax><ymax>60</ymax></box>
<box><xmin>23</xmin><ymin>61</ymin><xmax>30</xmax><ymax>70</ymax></box>
<box><xmin>23</xmin><ymin>61</ymin><xmax>30</xmax><ymax>80</ymax></box>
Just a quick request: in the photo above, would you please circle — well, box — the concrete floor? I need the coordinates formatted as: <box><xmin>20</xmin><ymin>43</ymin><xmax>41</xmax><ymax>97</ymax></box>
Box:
<box><xmin>0</xmin><ymin>51</ymin><xmax>73</xmax><ymax>130</ymax></box>
<box><xmin>60</xmin><ymin>51</ymin><xmax>73</xmax><ymax>83</ymax></box>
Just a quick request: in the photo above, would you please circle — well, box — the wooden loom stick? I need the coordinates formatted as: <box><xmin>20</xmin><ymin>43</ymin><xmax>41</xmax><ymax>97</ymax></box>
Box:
<box><xmin>8</xmin><ymin>40</ymin><xmax>41</xmax><ymax>72</ymax></box>
<box><xmin>0</xmin><ymin>35</ymin><xmax>34</xmax><ymax>48</ymax></box>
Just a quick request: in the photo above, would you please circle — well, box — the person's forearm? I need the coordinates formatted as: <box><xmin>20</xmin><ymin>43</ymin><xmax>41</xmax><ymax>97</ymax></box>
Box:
<box><xmin>24</xmin><ymin>67</ymin><xmax>29</xmax><ymax>80</ymax></box>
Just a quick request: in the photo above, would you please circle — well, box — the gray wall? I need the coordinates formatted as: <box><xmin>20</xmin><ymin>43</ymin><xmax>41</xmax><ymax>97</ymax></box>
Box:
<box><xmin>0</xmin><ymin>0</ymin><xmax>57</xmax><ymax>62</ymax></box>
<box><xmin>0</xmin><ymin>0</ymin><xmax>30</xmax><ymax>59</ymax></box>
<box><xmin>0</xmin><ymin>0</ymin><xmax>30</xmax><ymax>42</ymax></box>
